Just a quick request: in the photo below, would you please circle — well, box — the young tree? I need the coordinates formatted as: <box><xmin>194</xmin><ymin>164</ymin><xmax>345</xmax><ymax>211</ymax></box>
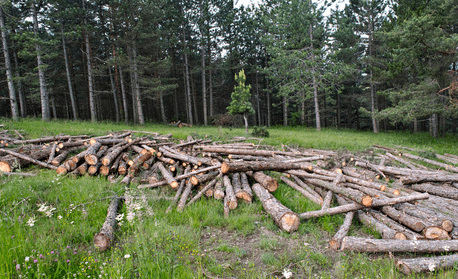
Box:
<box><xmin>227</xmin><ymin>69</ymin><xmax>255</xmax><ymax>134</ymax></box>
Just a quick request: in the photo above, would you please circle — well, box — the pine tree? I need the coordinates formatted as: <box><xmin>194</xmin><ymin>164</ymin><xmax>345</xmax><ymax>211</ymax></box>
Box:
<box><xmin>227</xmin><ymin>69</ymin><xmax>254</xmax><ymax>134</ymax></box>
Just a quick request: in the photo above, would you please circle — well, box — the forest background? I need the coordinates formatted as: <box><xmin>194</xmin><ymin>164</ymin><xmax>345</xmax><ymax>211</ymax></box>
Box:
<box><xmin>0</xmin><ymin>0</ymin><xmax>457</xmax><ymax>138</ymax></box>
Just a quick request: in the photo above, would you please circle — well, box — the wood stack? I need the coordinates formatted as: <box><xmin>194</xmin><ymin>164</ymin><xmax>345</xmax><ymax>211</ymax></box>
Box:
<box><xmin>2</xmin><ymin>129</ymin><xmax>458</xmax><ymax>275</ymax></box>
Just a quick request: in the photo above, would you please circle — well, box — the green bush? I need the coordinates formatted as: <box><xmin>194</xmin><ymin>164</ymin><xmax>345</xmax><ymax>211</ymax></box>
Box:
<box><xmin>251</xmin><ymin>126</ymin><xmax>269</xmax><ymax>137</ymax></box>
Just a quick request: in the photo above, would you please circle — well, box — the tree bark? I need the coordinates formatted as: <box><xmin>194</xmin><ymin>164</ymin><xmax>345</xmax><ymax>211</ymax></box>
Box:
<box><xmin>157</xmin><ymin>162</ymin><xmax>178</xmax><ymax>189</ymax></box>
<box><xmin>108</xmin><ymin>65</ymin><xmax>120</xmax><ymax>123</ymax></box>
<box><xmin>118</xmin><ymin>65</ymin><xmax>129</xmax><ymax>123</ymax></box>
<box><xmin>397</xmin><ymin>254</ymin><xmax>458</xmax><ymax>275</ymax></box>
<box><xmin>368</xmin><ymin>209</ymin><xmax>424</xmax><ymax>240</ymax></box>
<box><xmin>82</xmin><ymin>0</ymin><xmax>96</xmax><ymax>122</ymax></box>
<box><xmin>232</xmin><ymin>173</ymin><xmax>251</xmax><ymax>202</ymax></box>
<box><xmin>93</xmin><ymin>196</ymin><xmax>121</xmax><ymax>251</ymax></box>
<box><xmin>252</xmin><ymin>183</ymin><xmax>300</xmax><ymax>233</ymax></box>
<box><xmin>223</xmin><ymin>175</ymin><xmax>237</xmax><ymax>210</ymax></box>
<box><xmin>221</xmin><ymin>161</ymin><xmax>302</xmax><ymax>174</ymax></box>
<box><xmin>131</xmin><ymin>41</ymin><xmax>144</xmax><ymax>124</ymax></box>
<box><xmin>248</xmin><ymin>171</ymin><xmax>278</xmax><ymax>192</ymax></box>
<box><xmin>61</xmin><ymin>27</ymin><xmax>77</xmax><ymax>120</ymax></box>
<box><xmin>329</xmin><ymin>211</ymin><xmax>354</xmax><ymax>250</ymax></box>
<box><xmin>0</xmin><ymin>6</ymin><xmax>18</xmax><ymax>120</ymax></box>
<box><xmin>280</xmin><ymin>176</ymin><xmax>323</xmax><ymax>206</ymax></box>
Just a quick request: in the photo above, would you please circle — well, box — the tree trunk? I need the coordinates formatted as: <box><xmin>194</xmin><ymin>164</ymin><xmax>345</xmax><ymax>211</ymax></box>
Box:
<box><xmin>283</xmin><ymin>95</ymin><xmax>288</xmax><ymax>126</ymax></box>
<box><xmin>32</xmin><ymin>4</ymin><xmax>50</xmax><ymax>121</ymax></box>
<box><xmin>248</xmin><ymin>171</ymin><xmax>278</xmax><ymax>192</ymax></box>
<box><xmin>223</xmin><ymin>175</ymin><xmax>237</xmax><ymax>210</ymax></box>
<box><xmin>131</xmin><ymin>41</ymin><xmax>144</xmax><ymax>124</ymax></box>
<box><xmin>243</xmin><ymin>113</ymin><xmax>248</xmax><ymax>134</ymax></box>
<box><xmin>118</xmin><ymin>65</ymin><xmax>129</xmax><ymax>123</ymax></box>
<box><xmin>0</xmin><ymin>6</ymin><xmax>18</xmax><ymax>120</ymax></box>
<box><xmin>267</xmin><ymin>80</ymin><xmax>271</xmax><ymax>127</ymax></box>
<box><xmin>62</xmin><ymin>27</ymin><xmax>77</xmax><ymax>120</ymax></box>
<box><xmin>183</xmin><ymin>29</ymin><xmax>193</xmax><ymax>125</ymax></box>
<box><xmin>308</xmin><ymin>8</ymin><xmax>320</xmax><ymax>131</ymax></box>
<box><xmin>82</xmin><ymin>0</ymin><xmax>96</xmax><ymax>122</ymax></box>
<box><xmin>201</xmin><ymin>41</ymin><xmax>207</xmax><ymax>126</ymax></box>
<box><xmin>108</xmin><ymin>66</ymin><xmax>120</xmax><ymax>123</ymax></box>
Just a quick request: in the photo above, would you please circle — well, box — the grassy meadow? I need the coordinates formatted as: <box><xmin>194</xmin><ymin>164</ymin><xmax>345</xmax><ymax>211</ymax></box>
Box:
<box><xmin>1</xmin><ymin>118</ymin><xmax>458</xmax><ymax>278</ymax></box>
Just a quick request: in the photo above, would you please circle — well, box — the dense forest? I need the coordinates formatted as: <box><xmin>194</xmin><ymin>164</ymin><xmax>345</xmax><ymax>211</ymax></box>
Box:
<box><xmin>0</xmin><ymin>0</ymin><xmax>457</xmax><ymax>137</ymax></box>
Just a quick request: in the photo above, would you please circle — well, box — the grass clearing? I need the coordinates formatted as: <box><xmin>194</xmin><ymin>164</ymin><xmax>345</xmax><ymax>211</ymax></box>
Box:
<box><xmin>1</xmin><ymin>118</ymin><xmax>458</xmax><ymax>278</ymax></box>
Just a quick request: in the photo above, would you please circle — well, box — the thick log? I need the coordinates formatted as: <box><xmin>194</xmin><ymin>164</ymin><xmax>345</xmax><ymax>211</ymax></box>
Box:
<box><xmin>130</xmin><ymin>145</ymin><xmax>147</xmax><ymax>155</ymax></box>
<box><xmin>127</xmin><ymin>152</ymin><xmax>152</xmax><ymax>175</ymax></box>
<box><xmin>248</xmin><ymin>171</ymin><xmax>278</xmax><ymax>192</ymax></box>
<box><xmin>368</xmin><ymin>209</ymin><xmax>424</xmax><ymax>240</ymax></box>
<box><xmin>156</xmin><ymin>155</ymin><xmax>175</xmax><ymax>165</ymax></box>
<box><xmin>397</xmin><ymin>254</ymin><xmax>458</xmax><ymax>275</ymax></box>
<box><xmin>51</xmin><ymin>149</ymin><xmax>71</xmax><ymax>166</ymax></box>
<box><xmin>84</xmin><ymin>141</ymin><xmax>102</xmax><ymax>165</ymax></box>
<box><xmin>157</xmin><ymin>162</ymin><xmax>178</xmax><ymax>189</ymax></box>
<box><xmin>223</xmin><ymin>194</ymin><xmax>230</xmax><ymax>219</ymax></box>
<box><xmin>232</xmin><ymin>173</ymin><xmax>252</xmax><ymax>202</ymax></box>
<box><xmin>380</xmin><ymin>206</ymin><xmax>426</xmax><ymax>232</ymax></box>
<box><xmin>357</xmin><ymin>210</ymin><xmax>407</xmax><ymax>239</ymax></box>
<box><xmin>304</xmin><ymin>178</ymin><xmax>373</xmax><ymax>207</ymax></box>
<box><xmin>47</xmin><ymin>143</ymin><xmax>58</xmax><ymax>164</ymax></box>
<box><xmin>64</xmin><ymin>149</ymin><xmax>87</xmax><ymax>171</ymax></box>
<box><xmin>0</xmin><ymin>148</ymin><xmax>57</xmax><ymax>170</ymax></box>
<box><xmin>190</xmin><ymin>171</ymin><xmax>218</xmax><ymax>186</ymax></box>
<box><xmin>57</xmin><ymin>140</ymin><xmax>86</xmax><ymax>149</ymax></box>
<box><xmin>72</xmin><ymin>162</ymin><xmax>88</xmax><ymax>176</ymax></box>
<box><xmin>101</xmin><ymin>139</ymin><xmax>139</xmax><ymax>166</ymax></box>
<box><xmin>394</xmin><ymin>203</ymin><xmax>454</xmax><ymax>232</ymax></box>
<box><xmin>342</xmin><ymin>236</ymin><xmax>458</xmax><ymax>254</ymax></box>
<box><xmin>406</xmin><ymin>183</ymin><xmax>458</xmax><ymax>200</ymax></box>
<box><xmin>1</xmin><ymin>145</ymin><xmax>56</xmax><ymax>172</ymax></box>
<box><xmin>177</xmin><ymin>177</ymin><xmax>193</xmax><ymax>212</ymax></box>
<box><xmin>214</xmin><ymin>180</ymin><xmax>225</xmax><ymax>200</ymax></box>
<box><xmin>223</xmin><ymin>175</ymin><xmax>238</xmax><ymax>210</ymax></box>
<box><xmin>252</xmin><ymin>183</ymin><xmax>300</xmax><ymax>233</ymax></box>
<box><xmin>159</xmin><ymin>146</ymin><xmax>210</xmax><ymax>166</ymax></box>
<box><xmin>138</xmin><ymin>165</ymin><xmax>220</xmax><ymax>189</ymax></box>
<box><xmin>221</xmin><ymin>161</ymin><xmax>302</xmax><ymax>174</ymax></box>
<box><xmin>280</xmin><ymin>176</ymin><xmax>323</xmax><ymax>206</ymax></box>
<box><xmin>299</xmin><ymin>193</ymin><xmax>430</xmax><ymax>220</ymax></box>
<box><xmin>118</xmin><ymin>160</ymin><xmax>128</xmax><ymax>175</ymax></box>
<box><xmin>240</xmin><ymin>173</ymin><xmax>253</xmax><ymax>201</ymax></box>
<box><xmin>93</xmin><ymin>196</ymin><xmax>121</xmax><ymax>251</ymax></box>
<box><xmin>423</xmin><ymin>226</ymin><xmax>451</xmax><ymax>240</ymax></box>
<box><xmin>142</xmin><ymin>156</ymin><xmax>156</xmax><ymax>169</ymax></box>
<box><xmin>329</xmin><ymin>211</ymin><xmax>355</xmax><ymax>250</ymax></box>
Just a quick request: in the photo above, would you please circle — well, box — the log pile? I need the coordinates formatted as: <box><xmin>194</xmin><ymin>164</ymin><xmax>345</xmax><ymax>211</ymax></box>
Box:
<box><xmin>2</xmin><ymin>129</ymin><xmax>458</xmax><ymax>274</ymax></box>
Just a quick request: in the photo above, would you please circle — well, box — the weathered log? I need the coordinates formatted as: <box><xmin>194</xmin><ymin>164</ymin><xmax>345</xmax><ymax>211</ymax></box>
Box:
<box><xmin>165</xmin><ymin>171</ymin><xmax>187</xmax><ymax>214</ymax></box>
<box><xmin>368</xmin><ymin>209</ymin><xmax>424</xmax><ymax>240</ymax></box>
<box><xmin>396</xmin><ymin>254</ymin><xmax>458</xmax><ymax>275</ymax></box>
<box><xmin>190</xmin><ymin>171</ymin><xmax>218</xmax><ymax>186</ymax></box>
<box><xmin>299</xmin><ymin>193</ymin><xmax>430</xmax><ymax>220</ymax></box>
<box><xmin>200</xmin><ymin>147</ymin><xmax>275</xmax><ymax>157</ymax></box>
<box><xmin>402</xmin><ymin>174</ymin><xmax>458</xmax><ymax>185</ymax></box>
<box><xmin>329</xmin><ymin>211</ymin><xmax>355</xmax><ymax>250</ymax></box>
<box><xmin>1</xmin><ymin>145</ymin><xmax>56</xmax><ymax>172</ymax></box>
<box><xmin>394</xmin><ymin>203</ymin><xmax>454</xmax><ymax>232</ymax></box>
<box><xmin>304</xmin><ymin>178</ymin><xmax>373</xmax><ymax>207</ymax></box>
<box><xmin>157</xmin><ymin>162</ymin><xmax>178</xmax><ymax>189</ymax></box>
<box><xmin>252</xmin><ymin>183</ymin><xmax>300</xmax><ymax>233</ymax></box>
<box><xmin>0</xmin><ymin>148</ymin><xmax>57</xmax><ymax>170</ymax></box>
<box><xmin>84</xmin><ymin>141</ymin><xmax>103</xmax><ymax>165</ymax></box>
<box><xmin>342</xmin><ymin>236</ymin><xmax>458</xmax><ymax>255</ymax></box>
<box><xmin>240</xmin><ymin>173</ymin><xmax>253</xmax><ymax>201</ymax></box>
<box><xmin>47</xmin><ymin>143</ymin><xmax>58</xmax><ymax>164</ymax></box>
<box><xmin>138</xmin><ymin>165</ymin><xmax>220</xmax><ymax>189</ymax></box>
<box><xmin>290</xmin><ymin>175</ymin><xmax>323</xmax><ymax>201</ymax></box>
<box><xmin>223</xmin><ymin>175</ymin><xmax>238</xmax><ymax>210</ymax></box>
<box><xmin>357</xmin><ymin>210</ymin><xmax>407</xmax><ymax>240</ymax></box>
<box><xmin>93</xmin><ymin>196</ymin><xmax>121</xmax><ymax>251</ymax></box>
<box><xmin>101</xmin><ymin>139</ymin><xmax>139</xmax><ymax>166</ymax></box>
<box><xmin>280</xmin><ymin>176</ymin><xmax>323</xmax><ymax>206</ymax></box>
<box><xmin>159</xmin><ymin>146</ymin><xmax>210</xmax><ymax>166</ymax></box>
<box><xmin>401</xmin><ymin>152</ymin><xmax>458</xmax><ymax>173</ymax></box>
<box><xmin>221</xmin><ymin>161</ymin><xmax>302</xmax><ymax>174</ymax></box>
<box><xmin>248</xmin><ymin>171</ymin><xmax>278</xmax><ymax>192</ymax></box>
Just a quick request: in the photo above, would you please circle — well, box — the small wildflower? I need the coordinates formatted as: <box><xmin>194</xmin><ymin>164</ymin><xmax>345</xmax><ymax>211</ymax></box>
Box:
<box><xmin>26</xmin><ymin>217</ymin><xmax>36</xmax><ymax>227</ymax></box>
<box><xmin>58</xmin><ymin>215</ymin><xmax>63</xmax><ymax>219</ymax></box>
<box><xmin>25</xmin><ymin>256</ymin><xmax>30</xmax><ymax>262</ymax></box>
<box><xmin>428</xmin><ymin>263</ymin><xmax>436</xmax><ymax>272</ymax></box>
<box><xmin>124</xmin><ymin>254</ymin><xmax>131</xmax><ymax>259</ymax></box>
<box><xmin>15</xmin><ymin>264</ymin><xmax>20</xmax><ymax>270</ymax></box>
<box><xmin>51</xmin><ymin>251</ymin><xmax>55</xmax><ymax>254</ymax></box>
<box><xmin>67</xmin><ymin>259</ymin><xmax>70</xmax><ymax>263</ymax></box>
<box><xmin>33</xmin><ymin>259</ymin><xmax>38</xmax><ymax>263</ymax></box>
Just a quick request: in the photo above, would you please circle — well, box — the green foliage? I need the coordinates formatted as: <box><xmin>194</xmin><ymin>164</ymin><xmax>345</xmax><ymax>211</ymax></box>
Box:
<box><xmin>251</xmin><ymin>126</ymin><xmax>269</xmax><ymax>137</ymax></box>
<box><xmin>227</xmin><ymin>69</ymin><xmax>254</xmax><ymax>116</ymax></box>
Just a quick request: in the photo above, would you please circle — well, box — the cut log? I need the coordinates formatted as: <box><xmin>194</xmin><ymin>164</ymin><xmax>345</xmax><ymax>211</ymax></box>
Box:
<box><xmin>402</xmin><ymin>174</ymin><xmax>458</xmax><ymax>184</ymax></box>
<box><xmin>187</xmin><ymin>175</ymin><xmax>221</xmax><ymax>206</ymax></box>
<box><xmin>223</xmin><ymin>175</ymin><xmax>238</xmax><ymax>210</ymax></box>
<box><xmin>232</xmin><ymin>173</ymin><xmax>251</xmax><ymax>202</ymax></box>
<box><xmin>385</xmin><ymin>152</ymin><xmax>417</xmax><ymax>169</ymax></box>
<box><xmin>165</xmin><ymin>171</ymin><xmax>187</xmax><ymax>214</ymax></box>
<box><xmin>214</xmin><ymin>180</ymin><xmax>225</xmax><ymax>200</ymax></box>
<box><xmin>0</xmin><ymin>148</ymin><xmax>57</xmax><ymax>170</ymax></box>
<box><xmin>304</xmin><ymin>178</ymin><xmax>373</xmax><ymax>207</ymax></box>
<box><xmin>357</xmin><ymin>210</ymin><xmax>407</xmax><ymax>240</ymax></box>
<box><xmin>290</xmin><ymin>175</ymin><xmax>323</xmax><ymax>201</ymax></box>
<box><xmin>93</xmin><ymin>196</ymin><xmax>121</xmax><ymax>251</ymax></box>
<box><xmin>101</xmin><ymin>139</ymin><xmax>139</xmax><ymax>166</ymax></box>
<box><xmin>299</xmin><ymin>193</ymin><xmax>430</xmax><ymax>220</ymax></box>
<box><xmin>280</xmin><ymin>176</ymin><xmax>323</xmax><ymax>206</ymax></box>
<box><xmin>159</xmin><ymin>146</ymin><xmax>210</xmax><ymax>166</ymax></box>
<box><xmin>380</xmin><ymin>206</ymin><xmax>426</xmax><ymax>232</ymax></box>
<box><xmin>64</xmin><ymin>149</ymin><xmax>87</xmax><ymax>171</ymax></box>
<box><xmin>252</xmin><ymin>183</ymin><xmax>300</xmax><ymax>233</ymax></box>
<box><xmin>221</xmin><ymin>161</ymin><xmax>302</xmax><ymax>174</ymax></box>
<box><xmin>157</xmin><ymin>162</ymin><xmax>178</xmax><ymax>189</ymax></box>
<box><xmin>329</xmin><ymin>211</ymin><xmax>355</xmax><ymax>250</ymax></box>
<box><xmin>342</xmin><ymin>236</ymin><xmax>458</xmax><ymax>253</ymax></box>
<box><xmin>51</xmin><ymin>149</ymin><xmax>71</xmax><ymax>166</ymax></box>
<box><xmin>248</xmin><ymin>171</ymin><xmax>278</xmax><ymax>192</ymax></box>
<box><xmin>138</xmin><ymin>165</ymin><xmax>220</xmax><ymax>189</ymax></box>
<box><xmin>423</xmin><ymin>226</ymin><xmax>451</xmax><ymax>240</ymax></box>
<box><xmin>84</xmin><ymin>141</ymin><xmax>102</xmax><ymax>165</ymax></box>
<box><xmin>223</xmin><ymin>194</ymin><xmax>230</xmax><ymax>219</ymax></box>
<box><xmin>200</xmin><ymin>147</ymin><xmax>275</xmax><ymax>157</ymax></box>
<box><xmin>127</xmin><ymin>152</ymin><xmax>152</xmax><ymax>175</ymax></box>
<box><xmin>156</xmin><ymin>155</ymin><xmax>175</xmax><ymax>165</ymax></box>
<box><xmin>368</xmin><ymin>209</ymin><xmax>425</xmax><ymax>240</ymax></box>
<box><xmin>118</xmin><ymin>160</ymin><xmax>128</xmax><ymax>175</ymax></box>
<box><xmin>46</xmin><ymin>143</ymin><xmax>58</xmax><ymax>164</ymax></box>
<box><xmin>401</xmin><ymin>152</ymin><xmax>458</xmax><ymax>173</ymax></box>
<box><xmin>190</xmin><ymin>171</ymin><xmax>218</xmax><ymax>186</ymax></box>
<box><xmin>396</xmin><ymin>254</ymin><xmax>458</xmax><ymax>275</ymax></box>
<box><xmin>177</xmin><ymin>177</ymin><xmax>193</xmax><ymax>212</ymax></box>
<box><xmin>240</xmin><ymin>173</ymin><xmax>253</xmax><ymax>201</ymax></box>
<box><xmin>72</xmin><ymin>162</ymin><xmax>88</xmax><ymax>176</ymax></box>
<box><xmin>394</xmin><ymin>203</ymin><xmax>454</xmax><ymax>232</ymax></box>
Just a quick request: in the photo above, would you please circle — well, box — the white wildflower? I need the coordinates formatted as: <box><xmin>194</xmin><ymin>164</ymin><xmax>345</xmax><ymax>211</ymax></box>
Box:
<box><xmin>58</xmin><ymin>215</ymin><xmax>63</xmax><ymax>219</ymax></box>
<box><xmin>444</xmin><ymin>245</ymin><xmax>450</xmax><ymax>252</ymax></box>
<box><xmin>124</xmin><ymin>254</ymin><xmax>130</xmax><ymax>259</ymax></box>
<box><xmin>282</xmin><ymin>268</ymin><xmax>293</xmax><ymax>279</ymax></box>
<box><xmin>26</xmin><ymin>217</ymin><xmax>36</xmax><ymax>227</ymax></box>
<box><xmin>25</xmin><ymin>256</ymin><xmax>30</xmax><ymax>262</ymax></box>
<box><xmin>126</xmin><ymin>212</ymin><xmax>135</xmax><ymax>223</ymax></box>
<box><xmin>115</xmin><ymin>213</ymin><xmax>124</xmax><ymax>221</ymax></box>
<box><xmin>428</xmin><ymin>263</ymin><xmax>436</xmax><ymax>272</ymax></box>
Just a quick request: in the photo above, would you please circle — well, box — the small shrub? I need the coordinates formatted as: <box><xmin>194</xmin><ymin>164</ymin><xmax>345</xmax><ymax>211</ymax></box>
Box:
<box><xmin>251</xmin><ymin>126</ymin><xmax>269</xmax><ymax>137</ymax></box>
<box><xmin>211</xmin><ymin>114</ymin><xmax>243</xmax><ymax>127</ymax></box>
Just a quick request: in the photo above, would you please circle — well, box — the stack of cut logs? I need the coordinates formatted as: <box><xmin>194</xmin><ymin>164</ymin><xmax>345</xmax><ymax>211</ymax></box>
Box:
<box><xmin>2</xmin><ymin>130</ymin><xmax>458</xmax><ymax>274</ymax></box>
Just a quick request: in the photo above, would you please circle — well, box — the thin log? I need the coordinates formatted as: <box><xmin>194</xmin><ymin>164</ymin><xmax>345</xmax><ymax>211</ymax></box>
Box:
<box><xmin>394</xmin><ymin>202</ymin><xmax>454</xmax><ymax>232</ymax></box>
<box><xmin>165</xmin><ymin>171</ymin><xmax>187</xmax><ymax>214</ymax></box>
<box><xmin>93</xmin><ymin>196</ymin><xmax>121</xmax><ymax>251</ymax></box>
<box><xmin>397</xmin><ymin>254</ymin><xmax>458</xmax><ymax>275</ymax></box>
<box><xmin>177</xmin><ymin>176</ymin><xmax>193</xmax><ymax>212</ymax></box>
<box><xmin>221</xmin><ymin>161</ymin><xmax>302</xmax><ymax>174</ymax></box>
<box><xmin>357</xmin><ymin>210</ymin><xmax>407</xmax><ymax>240</ymax></box>
<box><xmin>101</xmin><ymin>139</ymin><xmax>140</xmax><ymax>166</ymax></box>
<box><xmin>401</xmin><ymin>152</ymin><xmax>458</xmax><ymax>172</ymax></box>
<box><xmin>380</xmin><ymin>206</ymin><xmax>426</xmax><ymax>232</ymax></box>
<box><xmin>280</xmin><ymin>176</ymin><xmax>323</xmax><ymax>206</ymax></box>
<box><xmin>402</xmin><ymin>175</ymin><xmax>458</xmax><ymax>185</ymax></box>
<box><xmin>290</xmin><ymin>175</ymin><xmax>323</xmax><ymax>201</ymax></box>
<box><xmin>329</xmin><ymin>211</ymin><xmax>355</xmax><ymax>250</ymax></box>
<box><xmin>385</xmin><ymin>152</ymin><xmax>417</xmax><ymax>169</ymax></box>
<box><xmin>223</xmin><ymin>194</ymin><xmax>230</xmax><ymax>219</ymax></box>
<box><xmin>47</xmin><ymin>143</ymin><xmax>57</xmax><ymax>164</ymax></box>
<box><xmin>342</xmin><ymin>236</ymin><xmax>458</xmax><ymax>253</ymax></box>
<box><xmin>223</xmin><ymin>175</ymin><xmax>238</xmax><ymax>210</ymax></box>
<box><xmin>187</xmin><ymin>175</ymin><xmax>221</xmax><ymax>206</ymax></box>
<box><xmin>159</xmin><ymin>146</ymin><xmax>210</xmax><ymax>166</ymax></box>
<box><xmin>232</xmin><ymin>173</ymin><xmax>251</xmax><ymax>202</ymax></box>
<box><xmin>190</xmin><ymin>171</ymin><xmax>218</xmax><ymax>186</ymax></box>
<box><xmin>127</xmin><ymin>152</ymin><xmax>152</xmax><ymax>175</ymax></box>
<box><xmin>252</xmin><ymin>183</ymin><xmax>300</xmax><ymax>233</ymax></box>
<box><xmin>368</xmin><ymin>209</ymin><xmax>424</xmax><ymax>240</ymax></box>
<box><xmin>200</xmin><ymin>147</ymin><xmax>275</xmax><ymax>157</ymax></box>
<box><xmin>72</xmin><ymin>162</ymin><xmax>88</xmax><ymax>176</ymax></box>
<box><xmin>240</xmin><ymin>173</ymin><xmax>253</xmax><ymax>201</ymax></box>
<box><xmin>214</xmin><ymin>180</ymin><xmax>225</xmax><ymax>200</ymax></box>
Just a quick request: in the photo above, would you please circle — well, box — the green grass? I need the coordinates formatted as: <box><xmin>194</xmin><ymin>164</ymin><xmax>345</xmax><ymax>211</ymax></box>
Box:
<box><xmin>1</xmin><ymin>118</ymin><xmax>458</xmax><ymax>278</ymax></box>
